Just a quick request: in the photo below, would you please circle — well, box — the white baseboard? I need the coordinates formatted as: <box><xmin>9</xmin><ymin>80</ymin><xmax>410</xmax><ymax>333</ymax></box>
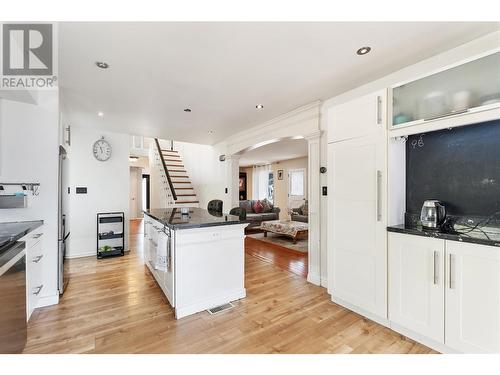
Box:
<box><xmin>65</xmin><ymin>250</ymin><xmax>95</xmax><ymax>259</ymax></box>
<box><xmin>320</xmin><ymin>276</ymin><xmax>328</xmax><ymax>288</ymax></box>
<box><xmin>389</xmin><ymin>322</ymin><xmax>457</xmax><ymax>354</ymax></box>
<box><xmin>37</xmin><ymin>293</ymin><xmax>59</xmax><ymax>308</ymax></box>
<box><xmin>307</xmin><ymin>272</ymin><xmax>321</xmax><ymax>286</ymax></box>
<box><xmin>175</xmin><ymin>288</ymin><xmax>246</xmax><ymax>319</ymax></box>
<box><xmin>331</xmin><ymin>295</ymin><xmax>390</xmax><ymax>328</ymax></box>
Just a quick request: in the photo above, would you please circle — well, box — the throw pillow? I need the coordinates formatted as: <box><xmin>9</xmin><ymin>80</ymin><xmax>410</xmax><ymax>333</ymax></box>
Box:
<box><xmin>301</xmin><ymin>201</ymin><xmax>309</xmax><ymax>216</ymax></box>
<box><xmin>240</xmin><ymin>200</ymin><xmax>253</xmax><ymax>213</ymax></box>
<box><xmin>253</xmin><ymin>200</ymin><xmax>264</xmax><ymax>214</ymax></box>
<box><xmin>260</xmin><ymin>198</ymin><xmax>273</xmax><ymax>213</ymax></box>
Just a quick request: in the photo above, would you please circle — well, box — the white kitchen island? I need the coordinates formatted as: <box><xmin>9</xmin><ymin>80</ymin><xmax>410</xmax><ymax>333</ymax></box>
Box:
<box><xmin>143</xmin><ymin>208</ymin><xmax>248</xmax><ymax>319</ymax></box>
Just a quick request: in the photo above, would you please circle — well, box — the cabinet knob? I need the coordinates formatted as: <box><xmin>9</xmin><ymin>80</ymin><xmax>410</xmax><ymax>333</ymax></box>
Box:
<box><xmin>32</xmin><ymin>255</ymin><xmax>44</xmax><ymax>263</ymax></box>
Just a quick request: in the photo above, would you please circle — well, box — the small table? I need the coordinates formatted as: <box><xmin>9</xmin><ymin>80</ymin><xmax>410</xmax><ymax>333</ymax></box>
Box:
<box><xmin>260</xmin><ymin>220</ymin><xmax>309</xmax><ymax>244</ymax></box>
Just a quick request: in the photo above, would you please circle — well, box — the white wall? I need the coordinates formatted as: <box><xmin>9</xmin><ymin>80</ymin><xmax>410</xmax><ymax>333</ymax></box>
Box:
<box><xmin>66</xmin><ymin>126</ymin><xmax>130</xmax><ymax>258</ymax></box>
<box><xmin>0</xmin><ymin>91</ymin><xmax>60</xmax><ymax>306</ymax></box>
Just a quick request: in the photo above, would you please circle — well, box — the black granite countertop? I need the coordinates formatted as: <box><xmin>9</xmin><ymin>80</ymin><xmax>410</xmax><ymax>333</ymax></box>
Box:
<box><xmin>0</xmin><ymin>220</ymin><xmax>44</xmax><ymax>254</ymax></box>
<box><xmin>387</xmin><ymin>224</ymin><xmax>500</xmax><ymax>248</ymax></box>
<box><xmin>144</xmin><ymin>208</ymin><xmax>244</xmax><ymax>230</ymax></box>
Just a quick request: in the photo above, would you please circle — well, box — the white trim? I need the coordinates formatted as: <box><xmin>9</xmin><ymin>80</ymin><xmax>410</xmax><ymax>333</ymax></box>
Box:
<box><xmin>389</xmin><ymin>322</ymin><xmax>458</xmax><ymax>354</ymax></box>
<box><xmin>307</xmin><ymin>273</ymin><xmax>321</xmax><ymax>286</ymax></box>
<box><xmin>320</xmin><ymin>276</ymin><xmax>328</xmax><ymax>288</ymax></box>
<box><xmin>175</xmin><ymin>288</ymin><xmax>246</xmax><ymax>319</ymax></box>
<box><xmin>331</xmin><ymin>295</ymin><xmax>390</xmax><ymax>328</ymax></box>
<box><xmin>37</xmin><ymin>293</ymin><xmax>59</xmax><ymax>308</ymax></box>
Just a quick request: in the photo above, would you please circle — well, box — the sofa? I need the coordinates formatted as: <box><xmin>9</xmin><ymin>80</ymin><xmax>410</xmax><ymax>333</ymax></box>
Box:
<box><xmin>291</xmin><ymin>200</ymin><xmax>308</xmax><ymax>223</ymax></box>
<box><xmin>239</xmin><ymin>199</ymin><xmax>280</xmax><ymax>227</ymax></box>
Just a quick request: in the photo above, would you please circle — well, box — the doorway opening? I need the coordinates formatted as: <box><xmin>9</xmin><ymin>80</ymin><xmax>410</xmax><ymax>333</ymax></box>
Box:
<box><xmin>238</xmin><ymin>138</ymin><xmax>309</xmax><ymax>278</ymax></box>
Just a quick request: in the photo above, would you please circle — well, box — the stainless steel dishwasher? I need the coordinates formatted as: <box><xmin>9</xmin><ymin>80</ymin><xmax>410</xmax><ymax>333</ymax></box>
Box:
<box><xmin>0</xmin><ymin>240</ymin><xmax>27</xmax><ymax>353</ymax></box>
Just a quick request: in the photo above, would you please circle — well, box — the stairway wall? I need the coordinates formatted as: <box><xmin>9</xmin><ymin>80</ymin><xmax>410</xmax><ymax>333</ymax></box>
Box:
<box><xmin>150</xmin><ymin>140</ymin><xmax>226</xmax><ymax>211</ymax></box>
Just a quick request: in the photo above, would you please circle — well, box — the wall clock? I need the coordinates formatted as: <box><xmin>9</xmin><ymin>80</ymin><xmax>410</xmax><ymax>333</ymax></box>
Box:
<box><xmin>93</xmin><ymin>136</ymin><xmax>112</xmax><ymax>161</ymax></box>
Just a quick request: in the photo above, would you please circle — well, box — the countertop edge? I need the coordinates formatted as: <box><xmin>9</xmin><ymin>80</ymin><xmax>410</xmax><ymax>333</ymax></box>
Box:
<box><xmin>144</xmin><ymin>211</ymin><xmax>245</xmax><ymax>230</ymax></box>
<box><xmin>387</xmin><ymin>226</ymin><xmax>500</xmax><ymax>248</ymax></box>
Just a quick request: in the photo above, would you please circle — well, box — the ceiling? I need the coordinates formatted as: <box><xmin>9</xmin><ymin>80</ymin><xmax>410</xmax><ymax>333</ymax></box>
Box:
<box><xmin>59</xmin><ymin>22</ymin><xmax>499</xmax><ymax>144</ymax></box>
<box><xmin>239</xmin><ymin>138</ymin><xmax>308</xmax><ymax>167</ymax></box>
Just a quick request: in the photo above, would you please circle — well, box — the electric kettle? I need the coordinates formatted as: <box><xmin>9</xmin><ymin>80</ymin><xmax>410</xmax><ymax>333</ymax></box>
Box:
<box><xmin>420</xmin><ymin>200</ymin><xmax>446</xmax><ymax>229</ymax></box>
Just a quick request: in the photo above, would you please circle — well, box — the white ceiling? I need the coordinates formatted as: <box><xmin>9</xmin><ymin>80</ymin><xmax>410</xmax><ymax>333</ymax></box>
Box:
<box><xmin>59</xmin><ymin>22</ymin><xmax>499</xmax><ymax>144</ymax></box>
<box><xmin>239</xmin><ymin>138</ymin><xmax>308</xmax><ymax>167</ymax></box>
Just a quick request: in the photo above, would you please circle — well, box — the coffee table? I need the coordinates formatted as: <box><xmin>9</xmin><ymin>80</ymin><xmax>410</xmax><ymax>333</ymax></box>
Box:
<box><xmin>260</xmin><ymin>220</ymin><xmax>308</xmax><ymax>244</ymax></box>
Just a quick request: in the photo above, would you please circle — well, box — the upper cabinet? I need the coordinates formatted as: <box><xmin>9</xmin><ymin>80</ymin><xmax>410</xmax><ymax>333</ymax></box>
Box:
<box><xmin>328</xmin><ymin>89</ymin><xmax>387</xmax><ymax>143</ymax></box>
<box><xmin>390</xmin><ymin>50</ymin><xmax>500</xmax><ymax>129</ymax></box>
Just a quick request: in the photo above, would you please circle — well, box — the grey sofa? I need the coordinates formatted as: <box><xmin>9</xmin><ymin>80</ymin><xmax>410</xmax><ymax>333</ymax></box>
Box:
<box><xmin>291</xmin><ymin>201</ymin><xmax>308</xmax><ymax>223</ymax></box>
<box><xmin>239</xmin><ymin>199</ymin><xmax>280</xmax><ymax>227</ymax></box>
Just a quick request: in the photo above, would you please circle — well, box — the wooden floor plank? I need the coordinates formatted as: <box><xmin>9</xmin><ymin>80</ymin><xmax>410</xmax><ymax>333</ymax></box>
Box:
<box><xmin>23</xmin><ymin>221</ymin><xmax>437</xmax><ymax>354</ymax></box>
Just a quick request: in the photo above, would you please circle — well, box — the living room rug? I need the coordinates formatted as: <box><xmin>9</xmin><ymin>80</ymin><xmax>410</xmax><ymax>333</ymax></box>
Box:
<box><xmin>247</xmin><ymin>232</ymin><xmax>308</xmax><ymax>253</ymax></box>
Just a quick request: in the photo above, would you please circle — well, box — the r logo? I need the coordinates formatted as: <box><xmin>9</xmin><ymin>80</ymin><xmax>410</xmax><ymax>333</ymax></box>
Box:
<box><xmin>2</xmin><ymin>24</ymin><xmax>53</xmax><ymax>76</ymax></box>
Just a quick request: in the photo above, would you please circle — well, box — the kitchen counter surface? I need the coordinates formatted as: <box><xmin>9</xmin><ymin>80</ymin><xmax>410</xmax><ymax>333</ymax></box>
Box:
<box><xmin>0</xmin><ymin>220</ymin><xmax>44</xmax><ymax>253</ymax></box>
<box><xmin>387</xmin><ymin>223</ymin><xmax>500</xmax><ymax>248</ymax></box>
<box><xmin>144</xmin><ymin>208</ymin><xmax>243</xmax><ymax>230</ymax></box>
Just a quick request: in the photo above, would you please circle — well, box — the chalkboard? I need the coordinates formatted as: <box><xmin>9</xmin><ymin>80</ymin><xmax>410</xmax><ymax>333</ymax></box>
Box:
<box><xmin>406</xmin><ymin>119</ymin><xmax>500</xmax><ymax>217</ymax></box>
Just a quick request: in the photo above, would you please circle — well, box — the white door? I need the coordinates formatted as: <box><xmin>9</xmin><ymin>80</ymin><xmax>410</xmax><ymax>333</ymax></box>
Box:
<box><xmin>129</xmin><ymin>167</ymin><xmax>142</xmax><ymax>219</ymax></box>
<box><xmin>388</xmin><ymin>233</ymin><xmax>445</xmax><ymax>343</ymax></box>
<box><xmin>329</xmin><ymin>133</ymin><xmax>387</xmax><ymax>319</ymax></box>
<box><xmin>288</xmin><ymin>168</ymin><xmax>306</xmax><ymax>209</ymax></box>
<box><xmin>445</xmin><ymin>241</ymin><xmax>500</xmax><ymax>353</ymax></box>
<box><xmin>327</xmin><ymin>89</ymin><xmax>386</xmax><ymax>143</ymax></box>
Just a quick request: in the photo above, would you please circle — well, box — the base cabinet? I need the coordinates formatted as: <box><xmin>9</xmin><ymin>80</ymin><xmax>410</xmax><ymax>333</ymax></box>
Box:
<box><xmin>388</xmin><ymin>233</ymin><xmax>500</xmax><ymax>353</ymax></box>
<box><xmin>445</xmin><ymin>241</ymin><xmax>500</xmax><ymax>353</ymax></box>
<box><xmin>22</xmin><ymin>227</ymin><xmax>44</xmax><ymax>321</ymax></box>
<box><xmin>388</xmin><ymin>233</ymin><xmax>444</xmax><ymax>343</ymax></box>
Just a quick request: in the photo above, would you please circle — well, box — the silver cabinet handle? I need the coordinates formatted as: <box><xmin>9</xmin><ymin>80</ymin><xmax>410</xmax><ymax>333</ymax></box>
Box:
<box><xmin>376</xmin><ymin>170</ymin><xmax>382</xmax><ymax>221</ymax></box>
<box><xmin>376</xmin><ymin>96</ymin><xmax>382</xmax><ymax>125</ymax></box>
<box><xmin>433</xmin><ymin>251</ymin><xmax>439</xmax><ymax>285</ymax></box>
<box><xmin>32</xmin><ymin>233</ymin><xmax>43</xmax><ymax>239</ymax></box>
<box><xmin>33</xmin><ymin>255</ymin><xmax>44</xmax><ymax>263</ymax></box>
<box><xmin>449</xmin><ymin>253</ymin><xmax>455</xmax><ymax>289</ymax></box>
<box><xmin>424</xmin><ymin>108</ymin><xmax>469</xmax><ymax>122</ymax></box>
<box><xmin>33</xmin><ymin>284</ymin><xmax>44</xmax><ymax>296</ymax></box>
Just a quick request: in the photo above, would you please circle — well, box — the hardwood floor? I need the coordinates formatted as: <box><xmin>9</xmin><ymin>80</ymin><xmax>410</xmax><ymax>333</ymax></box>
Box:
<box><xmin>23</xmin><ymin>221</ymin><xmax>436</xmax><ymax>354</ymax></box>
<box><xmin>245</xmin><ymin>236</ymin><xmax>308</xmax><ymax>278</ymax></box>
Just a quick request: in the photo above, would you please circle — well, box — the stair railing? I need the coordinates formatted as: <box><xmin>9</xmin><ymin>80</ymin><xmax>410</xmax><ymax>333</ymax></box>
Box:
<box><xmin>154</xmin><ymin>138</ymin><xmax>177</xmax><ymax>202</ymax></box>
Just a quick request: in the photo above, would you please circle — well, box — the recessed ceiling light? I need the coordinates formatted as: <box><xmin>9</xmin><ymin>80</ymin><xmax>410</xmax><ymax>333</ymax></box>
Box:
<box><xmin>256</xmin><ymin>104</ymin><xmax>264</xmax><ymax>109</ymax></box>
<box><xmin>208</xmin><ymin>130</ymin><xmax>214</xmax><ymax>135</ymax></box>
<box><xmin>184</xmin><ymin>108</ymin><xmax>192</xmax><ymax>112</ymax></box>
<box><xmin>97</xmin><ymin>111</ymin><xmax>104</xmax><ymax>117</ymax></box>
<box><xmin>95</xmin><ymin>61</ymin><xmax>109</xmax><ymax>69</ymax></box>
<box><xmin>356</xmin><ymin>46</ymin><xmax>371</xmax><ymax>56</ymax></box>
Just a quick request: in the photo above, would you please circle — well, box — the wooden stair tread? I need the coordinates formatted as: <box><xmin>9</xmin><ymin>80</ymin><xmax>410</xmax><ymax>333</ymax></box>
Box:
<box><xmin>170</xmin><ymin>175</ymin><xmax>189</xmax><ymax>178</ymax></box>
<box><xmin>166</xmin><ymin>164</ymin><xmax>184</xmax><ymax>167</ymax></box>
<box><xmin>161</xmin><ymin>149</ymin><xmax>178</xmax><ymax>153</ymax></box>
<box><xmin>176</xmin><ymin>194</ymin><xmax>196</xmax><ymax>197</ymax></box>
<box><xmin>175</xmin><ymin>200</ymin><xmax>199</xmax><ymax>204</ymax></box>
<box><xmin>172</xmin><ymin>181</ymin><xmax>191</xmax><ymax>184</ymax></box>
<box><xmin>164</xmin><ymin>158</ymin><xmax>182</xmax><ymax>162</ymax></box>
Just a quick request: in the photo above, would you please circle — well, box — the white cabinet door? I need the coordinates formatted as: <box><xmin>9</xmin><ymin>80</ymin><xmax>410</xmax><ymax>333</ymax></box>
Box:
<box><xmin>445</xmin><ymin>241</ymin><xmax>500</xmax><ymax>353</ymax></box>
<box><xmin>329</xmin><ymin>133</ymin><xmax>387</xmax><ymax>319</ymax></box>
<box><xmin>388</xmin><ymin>233</ymin><xmax>445</xmax><ymax>343</ymax></box>
<box><xmin>327</xmin><ymin>89</ymin><xmax>386</xmax><ymax>143</ymax></box>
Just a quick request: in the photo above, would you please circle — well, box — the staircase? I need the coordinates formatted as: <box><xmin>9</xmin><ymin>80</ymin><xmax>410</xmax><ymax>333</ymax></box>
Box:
<box><xmin>153</xmin><ymin>139</ymin><xmax>200</xmax><ymax>208</ymax></box>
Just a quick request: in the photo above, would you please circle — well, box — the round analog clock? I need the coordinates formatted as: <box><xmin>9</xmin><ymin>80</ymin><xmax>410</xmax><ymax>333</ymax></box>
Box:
<box><xmin>93</xmin><ymin>137</ymin><xmax>112</xmax><ymax>161</ymax></box>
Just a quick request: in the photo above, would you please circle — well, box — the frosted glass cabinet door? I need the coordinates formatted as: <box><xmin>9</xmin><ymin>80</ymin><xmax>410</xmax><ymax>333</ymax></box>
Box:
<box><xmin>392</xmin><ymin>51</ymin><xmax>500</xmax><ymax>127</ymax></box>
<box><xmin>330</xmin><ymin>134</ymin><xmax>387</xmax><ymax>319</ymax></box>
<box><xmin>388</xmin><ymin>233</ymin><xmax>445</xmax><ymax>343</ymax></box>
<box><xmin>445</xmin><ymin>241</ymin><xmax>500</xmax><ymax>353</ymax></box>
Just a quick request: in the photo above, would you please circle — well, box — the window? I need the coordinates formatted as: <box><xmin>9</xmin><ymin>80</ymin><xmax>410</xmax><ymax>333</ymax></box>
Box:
<box><xmin>289</xmin><ymin>169</ymin><xmax>305</xmax><ymax>196</ymax></box>
<box><xmin>267</xmin><ymin>172</ymin><xmax>274</xmax><ymax>202</ymax></box>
